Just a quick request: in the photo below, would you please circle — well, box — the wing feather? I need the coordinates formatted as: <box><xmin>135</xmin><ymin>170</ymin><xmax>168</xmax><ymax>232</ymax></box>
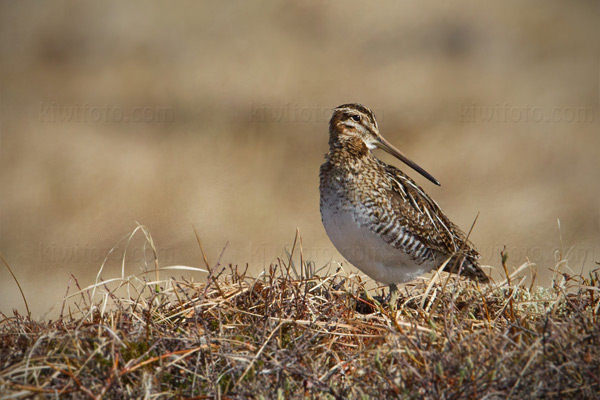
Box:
<box><xmin>375</xmin><ymin>161</ymin><xmax>488</xmax><ymax>282</ymax></box>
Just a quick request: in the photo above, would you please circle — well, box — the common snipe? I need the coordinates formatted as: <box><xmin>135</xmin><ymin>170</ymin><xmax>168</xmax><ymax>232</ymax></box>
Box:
<box><xmin>319</xmin><ymin>103</ymin><xmax>489</xmax><ymax>305</ymax></box>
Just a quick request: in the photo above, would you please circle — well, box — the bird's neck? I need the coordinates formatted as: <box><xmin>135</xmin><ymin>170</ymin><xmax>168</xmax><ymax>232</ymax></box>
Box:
<box><xmin>328</xmin><ymin>136</ymin><xmax>370</xmax><ymax>159</ymax></box>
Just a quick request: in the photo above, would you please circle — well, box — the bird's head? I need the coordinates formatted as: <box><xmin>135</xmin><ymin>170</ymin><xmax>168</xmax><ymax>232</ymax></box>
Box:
<box><xmin>329</xmin><ymin>103</ymin><xmax>440</xmax><ymax>186</ymax></box>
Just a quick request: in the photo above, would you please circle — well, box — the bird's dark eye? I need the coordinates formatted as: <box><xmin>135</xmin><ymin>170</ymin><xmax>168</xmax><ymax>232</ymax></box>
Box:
<box><xmin>351</xmin><ymin>115</ymin><xmax>361</xmax><ymax>122</ymax></box>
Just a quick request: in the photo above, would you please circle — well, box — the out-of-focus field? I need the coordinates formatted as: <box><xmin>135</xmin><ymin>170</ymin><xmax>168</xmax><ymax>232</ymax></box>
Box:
<box><xmin>1</xmin><ymin>1</ymin><xmax>599</xmax><ymax>317</ymax></box>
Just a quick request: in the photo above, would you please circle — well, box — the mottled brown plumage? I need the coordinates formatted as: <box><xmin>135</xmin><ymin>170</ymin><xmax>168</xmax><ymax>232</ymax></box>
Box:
<box><xmin>320</xmin><ymin>104</ymin><xmax>488</xmax><ymax>302</ymax></box>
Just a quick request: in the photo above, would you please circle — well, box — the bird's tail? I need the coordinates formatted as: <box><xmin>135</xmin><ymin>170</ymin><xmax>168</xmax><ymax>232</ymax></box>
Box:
<box><xmin>443</xmin><ymin>255</ymin><xmax>489</xmax><ymax>283</ymax></box>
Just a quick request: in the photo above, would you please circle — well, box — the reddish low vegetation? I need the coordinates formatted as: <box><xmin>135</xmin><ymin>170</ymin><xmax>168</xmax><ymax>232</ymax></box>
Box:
<box><xmin>1</xmin><ymin>246</ymin><xmax>599</xmax><ymax>399</ymax></box>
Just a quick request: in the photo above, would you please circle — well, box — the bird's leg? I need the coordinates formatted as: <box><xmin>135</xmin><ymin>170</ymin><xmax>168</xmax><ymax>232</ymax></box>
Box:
<box><xmin>387</xmin><ymin>284</ymin><xmax>399</xmax><ymax>312</ymax></box>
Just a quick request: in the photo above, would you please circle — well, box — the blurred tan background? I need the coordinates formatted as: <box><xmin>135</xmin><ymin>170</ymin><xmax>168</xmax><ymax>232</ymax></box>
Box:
<box><xmin>1</xmin><ymin>1</ymin><xmax>599</xmax><ymax>317</ymax></box>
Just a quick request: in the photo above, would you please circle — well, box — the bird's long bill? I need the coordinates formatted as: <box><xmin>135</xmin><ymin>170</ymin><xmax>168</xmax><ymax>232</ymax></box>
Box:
<box><xmin>376</xmin><ymin>136</ymin><xmax>441</xmax><ymax>186</ymax></box>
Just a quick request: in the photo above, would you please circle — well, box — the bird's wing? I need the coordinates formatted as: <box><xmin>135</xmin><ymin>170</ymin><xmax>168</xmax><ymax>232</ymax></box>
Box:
<box><xmin>377</xmin><ymin>161</ymin><xmax>480</xmax><ymax>262</ymax></box>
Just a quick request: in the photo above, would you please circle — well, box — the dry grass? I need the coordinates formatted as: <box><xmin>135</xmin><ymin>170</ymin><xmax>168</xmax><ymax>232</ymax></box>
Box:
<box><xmin>1</xmin><ymin>230</ymin><xmax>599</xmax><ymax>399</ymax></box>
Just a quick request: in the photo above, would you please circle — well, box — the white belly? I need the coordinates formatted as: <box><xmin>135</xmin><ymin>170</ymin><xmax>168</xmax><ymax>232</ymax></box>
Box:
<box><xmin>321</xmin><ymin>200</ymin><xmax>436</xmax><ymax>284</ymax></box>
